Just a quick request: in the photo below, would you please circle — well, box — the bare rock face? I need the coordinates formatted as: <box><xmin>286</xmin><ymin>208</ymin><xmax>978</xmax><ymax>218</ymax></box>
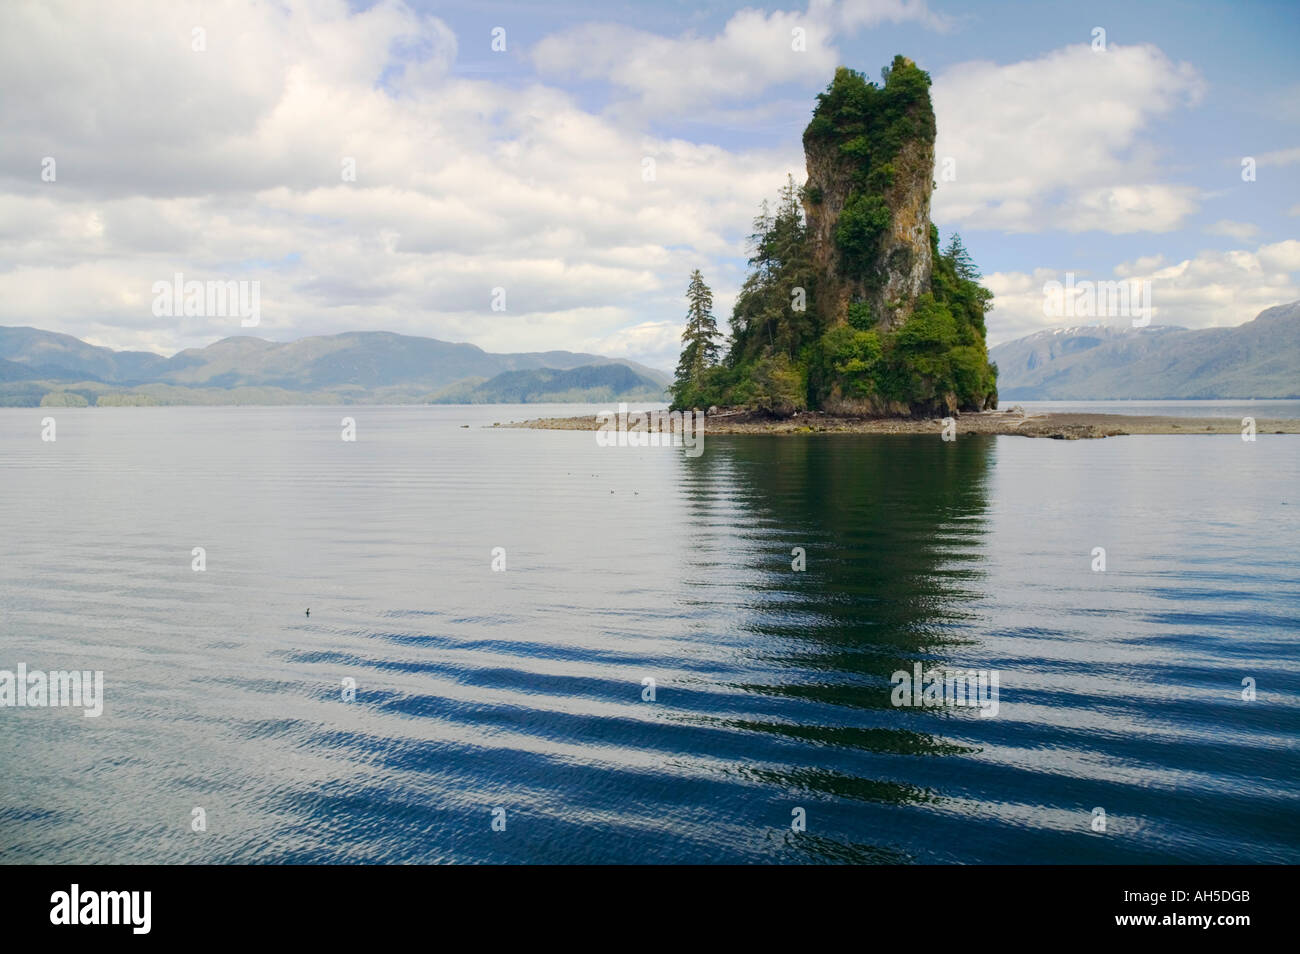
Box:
<box><xmin>874</xmin><ymin>133</ymin><xmax>934</xmax><ymax>325</ymax></box>
<box><xmin>802</xmin><ymin>59</ymin><xmax>935</xmax><ymax>332</ymax></box>
<box><xmin>803</xmin><ymin>137</ymin><xmax>855</xmax><ymax>324</ymax></box>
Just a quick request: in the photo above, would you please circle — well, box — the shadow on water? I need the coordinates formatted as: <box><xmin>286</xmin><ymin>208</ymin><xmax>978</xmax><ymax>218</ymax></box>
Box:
<box><xmin>205</xmin><ymin>428</ymin><xmax>1008</xmax><ymax>864</ymax></box>
<box><xmin>672</xmin><ymin>434</ymin><xmax>997</xmax><ymax>861</ymax></box>
<box><xmin>7</xmin><ymin>408</ymin><xmax>1298</xmax><ymax>864</ymax></box>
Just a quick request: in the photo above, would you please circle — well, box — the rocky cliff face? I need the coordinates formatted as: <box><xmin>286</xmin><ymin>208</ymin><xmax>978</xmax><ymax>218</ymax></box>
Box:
<box><xmin>689</xmin><ymin>58</ymin><xmax>995</xmax><ymax>418</ymax></box>
<box><xmin>802</xmin><ymin>59</ymin><xmax>935</xmax><ymax>332</ymax></box>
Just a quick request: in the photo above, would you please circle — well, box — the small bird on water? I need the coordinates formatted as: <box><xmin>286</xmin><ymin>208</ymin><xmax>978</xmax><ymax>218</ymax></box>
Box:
<box><xmin>306</xmin><ymin>608</ymin><xmax>310</xmax><ymax>617</ymax></box>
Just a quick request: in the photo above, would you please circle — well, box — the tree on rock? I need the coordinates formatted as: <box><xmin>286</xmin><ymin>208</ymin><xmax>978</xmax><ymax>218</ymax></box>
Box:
<box><xmin>943</xmin><ymin>233</ymin><xmax>979</xmax><ymax>281</ymax></box>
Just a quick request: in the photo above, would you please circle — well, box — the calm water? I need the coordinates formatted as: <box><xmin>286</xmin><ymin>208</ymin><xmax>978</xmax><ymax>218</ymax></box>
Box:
<box><xmin>1</xmin><ymin>405</ymin><xmax>1298</xmax><ymax>864</ymax></box>
<box><xmin>1017</xmin><ymin>399</ymin><xmax>1300</xmax><ymax>419</ymax></box>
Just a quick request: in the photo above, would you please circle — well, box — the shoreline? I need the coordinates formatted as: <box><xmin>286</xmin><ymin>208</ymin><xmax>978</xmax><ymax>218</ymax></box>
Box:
<box><xmin>503</xmin><ymin>407</ymin><xmax>1300</xmax><ymax>439</ymax></box>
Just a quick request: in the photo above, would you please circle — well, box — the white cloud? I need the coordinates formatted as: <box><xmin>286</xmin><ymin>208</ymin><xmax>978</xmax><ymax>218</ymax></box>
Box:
<box><xmin>0</xmin><ymin>0</ymin><xmax>459</xmax><ymax>197</ymax></box>
<box><xmin>1055</xmin><ymin>185</ymin><xmax>1200</xmax><ymax>233</ymax></box>
<box><xmin>1257</xmin><ymin>238</ymin><xmax>1300</xmax><ymax>272</ymax></box>
<box><xmin>932</xmin><ymin>43</ymin><xmax>1205</xmax><ymax>233</ymax></box>
<box><xmin>533</xmin><ymin>13</ymin><xmax>833</xmax><ymax>116</ymax></box>
<box><xmin>1204</xmin><ymin>220</ymin><xmax>1261</xmax><ymax>241</ymax></box>
<box><xmin>0</xmin><ymin>0</ymin><xmax>1281</xmax><ymax>376</ymax></box>
<box><xmin>583</xmin><ymin>320</ymin><xmax>684</xmax><ymax>372</ymax></box>
<box><xmin>531</xmin><ymin>1</ymin><xmax>945</xmax><ymax>116</ymax></box>
<box><xmin>0</xmin><ymin>0</ymin><xmax>799</xmax><ymax>365</ymax></box>
<box><xmin>985</xmin><ymin>239</ymin><xmax>1300</xmax><ymax>344</ymax></box>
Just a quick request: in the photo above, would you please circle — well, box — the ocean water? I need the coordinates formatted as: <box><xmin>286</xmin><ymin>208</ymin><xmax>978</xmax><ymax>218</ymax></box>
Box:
<box><xmin>1</xmin><ymin>404</ymin><xmax>1297</xmax><ymax>864</ymax></box>
<box><xmin>1016</xmin><ymin>399</ymin><xmax>1300</xmax><ymax>419</ymax></box>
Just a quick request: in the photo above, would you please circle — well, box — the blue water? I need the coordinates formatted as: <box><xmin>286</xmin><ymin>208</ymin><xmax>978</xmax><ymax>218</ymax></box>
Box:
<box><xmin>1</xmin><ymin>405</ymin><xmax>1297</xmax><ymax>863</ymax></box>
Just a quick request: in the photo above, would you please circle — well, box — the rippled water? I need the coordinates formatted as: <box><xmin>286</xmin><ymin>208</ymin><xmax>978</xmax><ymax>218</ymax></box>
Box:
<box><xmin>2</xmin><ymin>405</ymin><xmax>1297</xmax><ymax>864</ymax></box>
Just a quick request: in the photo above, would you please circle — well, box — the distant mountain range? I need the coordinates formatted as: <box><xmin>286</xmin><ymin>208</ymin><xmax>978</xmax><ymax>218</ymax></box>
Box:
<box><xmin>13</xmin><ymin>301</ymin><xmax>1294</xmax><ymax>408</ymax></box>
<box><xmin>0</xmin><ymin>327</ymin><xmax>669</xmax><ymax>406</ymax></box>
<box><xmin>990</xmin><ymin>301</ymin><xmax>1300</xmax><ymax>400</ymax></box>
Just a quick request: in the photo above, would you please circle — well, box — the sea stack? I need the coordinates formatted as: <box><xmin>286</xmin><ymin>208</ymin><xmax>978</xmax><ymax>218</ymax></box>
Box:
<box><xmin>802</xmin><ymin>57</ymin><xmax>937</xmax><ymax>332</ymax></box>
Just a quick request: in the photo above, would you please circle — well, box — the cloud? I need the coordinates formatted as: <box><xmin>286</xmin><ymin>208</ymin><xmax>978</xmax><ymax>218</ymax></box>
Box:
<box><xmin>1256</xmin><ymin>145</ymin><xmax>1300</xmax><ymax>166</ymax></box>
<box><xmin>985</xmin><ymin>239</ymin><xmax>1300</xmax><ymax>344</ymax></box>
<box><xmin>0</xmin><ymin>0</ymin><xmax>458</xmax><ymax>198</ymax></box>
<box><xmin>582</xmin><ymin>319</ymin><xmax>684</xmax><ymax>372</ymax></box>
<box><xmin>1054</xmin><ymin>185</ymin><xmax>1200</xmax><ymax>233</ymax></box>
<box><xmin>0</xmin><ymin>0</ymin><xmax>797</xmax><ymax>360</ymax></box>
<box><xmin>1204</xmin><ymin>220</ymin><xmax>1261</xmax><ymax>241</ymax></box>
<box><xmin>531</xmin><ymin>1</ymin><xmax>945</xmax><ymax>116</ymax></box>
<box><xmin>832</xmin><ymin>0</ymin><xmax>951</xmax><ymax>31</ymax></box>
<box><xmin>932</xmin><ymin>43</ymin><xmax>1205</xmax><ymax>233</ymax></box>
<box><xmin>0</xmin><ymin>0</ymin><xmax>1281</xmax><ymax>375</ymax></box>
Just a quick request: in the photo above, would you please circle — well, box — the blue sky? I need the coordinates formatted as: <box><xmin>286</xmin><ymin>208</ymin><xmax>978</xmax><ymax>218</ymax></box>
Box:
<box><xmin>1</xmin><ymin>0</ymin><xmax>1296</xmax><ymax>368</ymax></box>
<box><xmin>433</xmin><ymin>0</ymin><xmax>1300</xmax><ymax>275</ymax></box>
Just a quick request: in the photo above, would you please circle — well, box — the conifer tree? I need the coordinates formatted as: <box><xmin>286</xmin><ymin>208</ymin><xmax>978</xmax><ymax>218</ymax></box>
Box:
<box><xmin>729</xmin><ymin>174</ymin><xmax>816</xmax><ymax>363</ymax></box>
<box><xmin>943</xmin><ymin>233</ymin><xmax>979</xmax><ymax>281</ymax></box>
<box><xmin>671</xmin><ymin>269</ymin><xmax>722</xmax><ymax>407</ymax></box>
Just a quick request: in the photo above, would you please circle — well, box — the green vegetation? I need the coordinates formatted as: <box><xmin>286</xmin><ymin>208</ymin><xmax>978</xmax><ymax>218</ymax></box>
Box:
<box><xmin>95</xmin><ymin>392</ymin><xmax>161</xmax><ymax>406</ymax></box>
<box><xmin>811</xmin><ymin>229</ymin><xmax>997</xmax><ymax>412</ymax></box>
<box><xmin>670</xmin><ymin>269</ymin><xmax>725</xmax><ymax>408</ymax></box>
<box><xmin>670</xmin><ymin>214</ymin><xmax>996</xmax><ymax>415</ymax></box>
<box><xmin>435</xmin><ymin>364</ymin><xmax>666</xmax><ymax>404</ymax></box>
<box><xmin>39</xmin><ymin>390</ymin><xmax>89</xmax><ymax>407</ymax></box>
<box><xmin>669</xmin><ymin>58</ymin><xmax>997</xmax><ymax>416</ymax></box>
<box><xmin>806</xmin><ymin>57</ymin><xmax>936</xmax><ymax>283</ymax></box>
<box><xmin>728</xmin><ymin>175</ymin><xmax>818</xmax><ymax>368</ymax></box>
<box><xmin>0</xmin><ymin>366</ymin><xmax>666</xmax><ymax>407</ymax></box>
<box><xmin>0</xmin><ymin>380</ymin><xmax>359</xmax><ymax>407</ymax></box>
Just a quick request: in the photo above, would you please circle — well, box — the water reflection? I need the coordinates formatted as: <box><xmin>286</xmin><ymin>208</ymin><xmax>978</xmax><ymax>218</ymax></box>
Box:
<box><xmin>670</xmin><ymin>435</ymin><xmax>996</xmax><ymax>856</ymax></box>
<box><xmin>9</xmin><ymin>407</ymin><xmax>1292</xmax><ymax>864</ymax></box>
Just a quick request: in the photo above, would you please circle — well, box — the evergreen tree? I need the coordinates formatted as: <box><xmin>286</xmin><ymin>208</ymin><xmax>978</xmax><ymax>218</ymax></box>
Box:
<box><xmin>728</xmin><ymin>174</ymin><xmax>816</xmax><ymax>365</ymax></box>
<box><xmin>943</xmin><ymin>233</ymin><xmax>979</xmax><ymax>281</ymax></box>
<box><xmin>666</xmin><ymin>60</ymin><xmax>998</xmax><ymax>416</ymax></box>
<box><xmin>671</xmin><ymin>269</ymin><xmax>722</xmax><ymax>407</ymax></box>
<box><xmin>748</xmin><ymin>200</ymin><xmax>774</xmax><ymax>280</ymax></box>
